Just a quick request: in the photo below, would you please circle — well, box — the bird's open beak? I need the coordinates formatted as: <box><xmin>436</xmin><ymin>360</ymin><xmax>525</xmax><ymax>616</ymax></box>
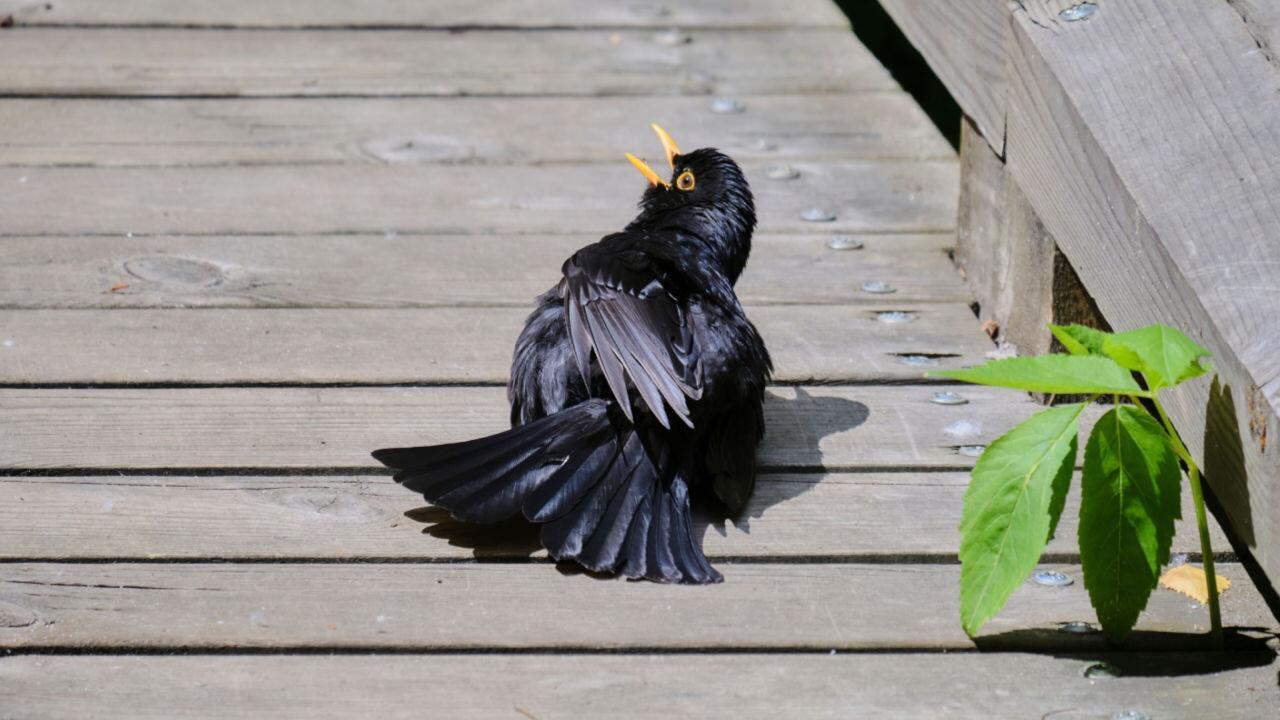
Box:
<box><xmin>625</xmin><ymin>124</ymin><xmax>682</xmax><ymax>187</ymax></box>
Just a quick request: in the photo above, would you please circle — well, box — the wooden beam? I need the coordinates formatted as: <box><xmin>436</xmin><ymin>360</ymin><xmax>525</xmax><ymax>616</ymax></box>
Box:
<box><xmin>878</xmin><ymin>0</ymin><xmax>1007</xmax><ymax>154</ymax></box>
<box><xmin>1005</xmin><ymin>0</ymin><xmax>1280</xmax><ymax>587</ymax></box>
<box><xmin>954</xmin><ymin>116</ymin><xmax>1105</xmax><ymax>359</ymax></box>
<box><xmin>0</xmin><ymin>562</ymin><xmax>1267</xmax><ymax>650</ymax></box>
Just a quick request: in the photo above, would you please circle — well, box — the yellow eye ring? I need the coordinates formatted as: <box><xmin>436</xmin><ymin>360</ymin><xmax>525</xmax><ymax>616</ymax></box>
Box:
<box><xmin>676</xmin><ymin>170</ymin><xmax>696</xmax><ymax>191</ymax></box>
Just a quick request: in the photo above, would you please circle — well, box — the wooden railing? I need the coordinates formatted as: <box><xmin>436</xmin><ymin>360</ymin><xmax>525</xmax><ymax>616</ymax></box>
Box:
<box><xmin>881</xmin><ymin>0</ymin><xmax>1280</xmax><ymax>595</ymax></box>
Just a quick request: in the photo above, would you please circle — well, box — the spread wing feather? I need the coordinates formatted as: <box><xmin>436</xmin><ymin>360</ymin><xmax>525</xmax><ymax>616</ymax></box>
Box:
<box><xmin>561</xmin><ymin>238</ymin><xmax>702</xmax><ymax>429</ymax></box>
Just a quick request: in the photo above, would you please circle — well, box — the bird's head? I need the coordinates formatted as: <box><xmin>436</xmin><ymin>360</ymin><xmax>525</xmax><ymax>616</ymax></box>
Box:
<box><xmin>625</xmin><ymin>124</ymin><xmax>756</xmax><ymax>282</ymax></box>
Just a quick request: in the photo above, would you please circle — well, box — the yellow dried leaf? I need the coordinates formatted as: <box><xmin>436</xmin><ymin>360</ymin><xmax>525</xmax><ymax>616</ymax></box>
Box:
<box><xmin>1159</xmin><ymin>564</ymin><xmax>1230</xmax><ymax>604</ymax></box>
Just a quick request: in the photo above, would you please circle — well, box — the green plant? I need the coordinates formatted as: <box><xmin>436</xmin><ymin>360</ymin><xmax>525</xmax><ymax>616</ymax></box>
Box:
<box><xmin>930</xmin><ymin>323</ymin><xmax>1221</xmax><ymax>646</ymax></box>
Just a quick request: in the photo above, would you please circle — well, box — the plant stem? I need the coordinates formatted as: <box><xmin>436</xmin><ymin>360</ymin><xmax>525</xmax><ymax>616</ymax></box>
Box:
<box><xmin>1148</xmin><ymin>396</ymin><xmax>1224</xmax><ymax>649</ymax></box>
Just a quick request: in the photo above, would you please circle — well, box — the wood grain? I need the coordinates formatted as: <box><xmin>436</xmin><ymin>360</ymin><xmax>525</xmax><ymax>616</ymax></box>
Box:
<box><xmin>0</xmin><ymin>304</ymin><xmax>992</xmax><ymax>384</ymax></box>
<box><xmin>0</xmin><ymin>161</ymin><xmax>959</xmax><ymax>236</ymax></box>
<box><xmin>0</xmin><ymin>472</ymin><xmax>1227</xmax><ymax>561</ymax></box>
<box><xmin>1007</xmin><ymin>0</ymin><xmax>1280</xmax><ymax>587</ymax></box>
<box><xmin>0</xmin><ymin>0</ymin><xmax>848</xmax><ymax>29</ymax></box>
<box><xmin>2</xmin><ymin>653</ymin><xmax>1274</xmax><ymax>719</ymax></box>
<box><xmin>0</xmin><ymin>561</ymin><xmax>1266</xmax><ymax>650</ymax></box>
<box><xmin>0</xmin><ymin>386</ymin><xmax>1091</xmax><ymax>470</ymax></box>
<box><xmin>0</xmin><ymin>94</ymin><xmax>953</xmax><ymax>167</ymax></box>
<box><xmin>0</xmin><ymin>233</ymin><xmax>963</xmax><ymax>309</ymax></box>
<box><xmin>0</xmin><ymin>29</ymin><xmax>894</xmax><ymax>97</ymax></box>
<box><xmin>878</xmin><ymin>0</ymin><xmax>1007</xmax><ymax>153</ymax></box>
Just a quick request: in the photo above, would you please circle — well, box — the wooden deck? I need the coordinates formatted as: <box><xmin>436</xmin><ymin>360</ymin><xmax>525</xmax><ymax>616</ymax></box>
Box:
<box><xmin>1</xmin><ymin>1</ymin><xmax>1276</xmax><ymax>716</ymax></box>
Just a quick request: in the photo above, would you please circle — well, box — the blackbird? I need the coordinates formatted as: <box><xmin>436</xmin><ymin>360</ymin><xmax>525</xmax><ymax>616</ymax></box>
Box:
<box><xmin>373</xmin><ymin>125</ymin><xmax>771</xmax><ymax>583</ymax></box>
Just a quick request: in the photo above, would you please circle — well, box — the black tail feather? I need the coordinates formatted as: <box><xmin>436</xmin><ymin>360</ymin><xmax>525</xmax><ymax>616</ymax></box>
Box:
<box><xmin>372</xmin><ymin>399</ymin><xmax>721</xmax><ymax>584</ymax></box>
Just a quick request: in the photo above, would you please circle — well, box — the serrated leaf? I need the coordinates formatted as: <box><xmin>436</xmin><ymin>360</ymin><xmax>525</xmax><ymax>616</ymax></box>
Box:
<box><xmin>932</xmin><ymin>355</ymin><xmax>1143</xmax><ymax>396</ymax></box>
<box><xmin>1104</xmin><ymin>325</ymin><xmax>1212</xmax><ymax>390</ymax></box>
<box><xmin>1049</xmin><ymin>324</ymin><xmax>1110</xmax><ymax>357</ymax></box>
<box><xmin>1079</xmin><ymin>406</ymin><xmax>1182</xmax><ymax>642</ymax></box>
<box><xmin>1159</xmin><ymin>564</ymin><xmax>1231</xmax><ymax>604</ymax></box>
<box><xmin>959</xmin><ymin>403</ymin><xmax>1084</xmax><ymax>636</ymax></box>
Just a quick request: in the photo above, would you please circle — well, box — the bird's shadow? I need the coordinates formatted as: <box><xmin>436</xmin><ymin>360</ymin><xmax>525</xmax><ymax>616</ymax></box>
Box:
<box><xmin>402</xmin><ymin>387</ymin><xmax>869</xmax><ymax>559</ymax></box>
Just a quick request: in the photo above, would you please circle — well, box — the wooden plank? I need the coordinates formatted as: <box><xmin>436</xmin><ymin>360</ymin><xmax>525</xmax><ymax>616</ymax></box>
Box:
<box><xmin>0</xmin><ymin>94</ymin><xmax>953</xmax><ymax>167</ymax></box>
<box><xmin>0</xmin><ymin>386</ymin><xmax>1089</xmax><ymax>470</ymax></box>
<box><xmin>0</xmin><ymin>562</ymin><xmax>1266</xmax><ymax>650</ymax></box>
<box><xmin>4</xmin><ymin>653</ymin><xmax>1277</xmax><ymax>720</ymax></box>
<box><xmin>0</xmin><ymin>29</ymin><xmax>894</xmax><ymax>97</ymax></box>
<box><xmin>1006</xmin><ymin>0</ymin><xmax>1280</xmax><ymax>587</ymax></box>
<box><xmin>0</xmin><ymin>305</ymin><xmax>992</xmax><ymax>385</ymax></box>
<box><xmin>0</xmin><ymin>0</ymin><xmax>849</xmax><ymax>29</ymax></box>
<box><xmin>954</xmin><ymin>116</ymin><xmax>1103</xmax><ymax>358</ymax></box>
<box><xmin>0</xmin><ymin>233</ymin><xmax>964</xmax><ymax>309</ymax></box>
<box><xmin>0</xmin><ymin>161</ymin><xmax>959</xmax><ymax>236</ymax></box>
<box><xmin>878</xmin><ymin>0</ymin><xmax>1007</xmax><ymax>154</ymax></box>
<box><xmin>0</xmin><ymin>472</ymin><xmax>1228</xmax><ymax>561</ymax></box>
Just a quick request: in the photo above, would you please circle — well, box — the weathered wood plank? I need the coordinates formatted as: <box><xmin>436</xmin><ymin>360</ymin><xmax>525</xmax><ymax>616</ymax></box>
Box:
<box><xmin>0</xmin><ymin>305</ymin><xmax>991</xmax><ymax>384</ymax></box>
<box><xmin>0</xmin><ymin>386</ymin><xmax>1085</xmax><ymax>470</ymax></box>
<box><xmin>0</xmin><ymin>0</ymin><xmax>848</xmax><ymax>29</ymax></box>
<box><xmin>954</xmin><ymin>116</ymin><xmax>1103</xmax><ymax>358</ymax></box>
<box><xmin>1006</xmin><ymin>0</ymin><xmax>1280</xmax><ymax>587</ymax></box>
<box><xmin>0</xmin><ymin>562</ymin><xmax>1266</xmax><ymax>650</ymax></box>
<box><xmin>0</xmin><ymin>161</ymin><xmax>958</xmax><ymax>236</ymax></box>
<box><xmin>0</xmin><ymin>94</ymin><xmax>952</xmax><ymax>167</ymax></box>
<box><xmin>0</xmin><ymin>472</ymin><xmax>1227</xmax><ymax>560</ymax></box>
<box><xmin>0</xmin><ymin>233</ymin><xmax>963</xmax><ymax>308</ymax></box>
<box><xmin>878</xmin><ymin>0</ymin><xmax>1007</xmax><ymax>153</ymax></box>
<box><xmin>4</xmin><ymin>653</ymin><xmax>1277</xmax><ymax>720</ymax></box>
<box><xmin>0</xmin><ymin>29</ymin><xmax>894</xmax><ymax>97</ymax></box>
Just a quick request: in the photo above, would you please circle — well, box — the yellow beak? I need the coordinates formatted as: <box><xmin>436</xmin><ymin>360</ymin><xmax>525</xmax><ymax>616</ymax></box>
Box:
<box><xmin>625</xmin><ymin>124</ymin><xmax>683</xmax><ymax>187</ymax></box>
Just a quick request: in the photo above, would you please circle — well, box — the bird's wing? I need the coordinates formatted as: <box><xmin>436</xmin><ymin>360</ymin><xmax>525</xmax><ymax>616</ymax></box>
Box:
<box><xmin>560</xmin><ymin>238</ymin><xmax>702</xmax><ymax>429</ymax></box>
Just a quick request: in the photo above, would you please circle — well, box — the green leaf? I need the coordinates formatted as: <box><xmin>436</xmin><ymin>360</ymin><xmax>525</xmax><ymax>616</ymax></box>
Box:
<box><xmin>932</xmin><ymin>355</ymin><xmax>1143</xmax><ymax>396</ymax></box>
<box><xmin>1104</xmin><ymin>325</ymin><xmax>1212</xmax><ymax>390</ymax></box>
<box><xmin>1049</xmin><ymin>324</ymin><xmax>1110</xmax><ymax>357</ymax></box>
<box><xmin>959</xmin><ymin>403</ymin><xmax>1084</xmax><ymax>636</ymax></box>
<box><xmin>1079</xmin><ymin>405</ymin><xmax>1182</xmax><ymax>642</ymax></box>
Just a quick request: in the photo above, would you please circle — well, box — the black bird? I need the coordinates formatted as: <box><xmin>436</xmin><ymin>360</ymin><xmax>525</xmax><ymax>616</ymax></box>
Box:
<box><xmin>373</xmin><ymin>125</ymin><xmax>772</xmax><ymax>583</ymax></box>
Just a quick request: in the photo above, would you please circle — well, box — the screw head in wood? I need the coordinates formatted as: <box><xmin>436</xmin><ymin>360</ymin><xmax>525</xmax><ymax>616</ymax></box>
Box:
<box><xmin>861</xmin><ymin>280</ymin><xmax>896</xmax><ymax>294</ymax></box>
<box><xmin>1112</xmin><ymin>712</ymin><xmax>1150</xmax><ymax>720</ymax></box>
<box><xmin>750</xmin><ymin>138</ymin><xmax>776</xmax><ymax>151</ymax></box>
<box><xmin>1057</xmin><ymin>621</ymin><xmax>1099</xmax><ymax>635</ymax></box>
<box><xmin>956</xmin><ymin>444</ymin><xmax>985</xmax><ymax>457</ymax></box>
<box><xmin>710</xmin><ymin>97</ymin><xmax>745</xmax><ymax>114</ymax></box>
<box><xmin>876</xmin><ymin>311</ymin><xmax>915</xmax><ymax>324</ymax></box>
<box><xmin>826</xmin><ymin>235</ymin><xmax>863</xmax><ymax>250</ymax></box>
<box><xmin>651</xmin><ymin>28</ymin><xmax>690</xmax><ymax>46</ymax></box>
<box><xmin>931</xmin><ymin>391</ymin><xmax>968</xmax><ymax>405</ymax></box>
<box><xmin>800</xmin><ymin>207</ymin><xmax>835</xmax><ymax>222</ymax></box>
<box><xmin>1083</xmin><ymin>662</ymin><xmax>1121</xmax><ymax>679</ymax></box>
<box><xmin>1032</xmin><ymin>569</ymin><xmax>1073</xmax><ymax>587</ymax></box>
<box><xmin>765</xmin><ymin>164</ymin><xmax>799</xmax><ymax>180</ymax></box>
<box><xmin>1059</xmin><ymin>3</ymin><xmax>1097</xmax><ymax>21</ymax></box>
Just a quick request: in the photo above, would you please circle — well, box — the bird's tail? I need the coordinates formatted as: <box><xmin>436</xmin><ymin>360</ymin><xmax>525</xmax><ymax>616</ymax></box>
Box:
<box><xmin>372</xmin><ymin>399</ymin><xmax>720</xmax><ymax>584</ymax></box>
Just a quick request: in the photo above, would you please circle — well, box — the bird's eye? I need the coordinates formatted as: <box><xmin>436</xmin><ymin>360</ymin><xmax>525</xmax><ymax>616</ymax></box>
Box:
<box><xmin>676</xmin><ymin>170</ymin><xmax>696</xmax><ymax>192</ymax></box>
